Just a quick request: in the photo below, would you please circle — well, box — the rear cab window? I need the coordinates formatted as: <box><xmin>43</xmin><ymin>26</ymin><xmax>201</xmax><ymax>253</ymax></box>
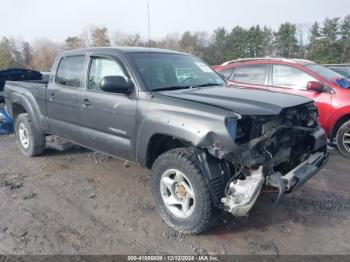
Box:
<box><xmin>55</xmin><ymin>56</ymin><xmax>85</xmax><ymax>88</ymax></box>
<box><xmin>231</xmin><ymin>64</ymin><xmax>267</xmax><ymax>85</ymax></box>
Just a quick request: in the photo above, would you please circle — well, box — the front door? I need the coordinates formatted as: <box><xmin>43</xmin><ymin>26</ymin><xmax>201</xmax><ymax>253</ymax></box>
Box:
<box><xmin>266</xmin><ymin>64</ymin><xmax>332</xmax><ymax>128</ymax></box>
<box><xmin>81</xmin><ymin>55</ymin><xmax>137</xmax><ymax>160</ymax></box>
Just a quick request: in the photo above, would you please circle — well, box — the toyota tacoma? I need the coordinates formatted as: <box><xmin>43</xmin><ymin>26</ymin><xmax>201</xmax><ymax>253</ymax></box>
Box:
<box><xmin>4</xmin><ymin>47</ymin><xmax>328</xmax><ymax>234</ymax></box>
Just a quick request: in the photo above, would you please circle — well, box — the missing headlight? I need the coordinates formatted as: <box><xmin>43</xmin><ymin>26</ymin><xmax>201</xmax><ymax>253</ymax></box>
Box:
<box><xmin>226</xmin><ymin>117</ymin><xmax>237</xmax><ymax>140</ymax></box>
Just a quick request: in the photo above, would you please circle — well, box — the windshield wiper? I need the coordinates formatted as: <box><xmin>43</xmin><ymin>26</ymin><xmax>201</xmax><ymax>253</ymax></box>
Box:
<box><xmin>151</xmin><ymin>85</ymin><xmax>192</xmax><ymax>92</ymax></box>
<box><xmin>191</xmin><ymin>83</ymin><xmax>224</xmax><ymax>88</ymax></box>
<box><xmin>151</xmin><ymin>83</ymin><xmax>223</xmax><ymax>92</ymax></box>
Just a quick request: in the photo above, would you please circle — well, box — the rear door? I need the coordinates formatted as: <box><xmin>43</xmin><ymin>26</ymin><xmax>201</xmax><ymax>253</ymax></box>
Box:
<box><xmin>46</xmin><ymin>55</ymin><xmax>86</xmax><ymax>143</ymax></box>
<box><xmin>266</xmin><ymin>64</ymin><xmax>333</xmax><ymax>127</ymax></box>
<box><xmin>80</xmin><ymin>54</ymin><xmax>137</xmax><ymax>160</ymax></box>
<box><xmin>226</xmin><ymin>64</ymin><xmax>268</xmax><ymax>89</ymax></box>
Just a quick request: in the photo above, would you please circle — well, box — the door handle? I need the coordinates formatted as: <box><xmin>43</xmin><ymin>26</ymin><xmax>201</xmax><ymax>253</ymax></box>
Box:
<box><xmin>82</xmin><ymin>98</ymin><xmax>91</xmax><ymax>107</ymax></box>
<box><xmin>49</xmin><ymin>93</ymin><xmax>56</xmax><ymax>101</ymax></box>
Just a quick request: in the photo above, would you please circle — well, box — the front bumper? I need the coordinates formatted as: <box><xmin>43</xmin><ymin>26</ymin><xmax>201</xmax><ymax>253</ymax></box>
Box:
<box><xmin>222</xmin><ymin>150</ymin><xmax>328</xmax><ymax>216</ymax></box>
<box><xmin>266</xmin><ymin>125</ymin><xmax>329</xmax><ymax>193</ymax></box>
<box><xmin>280</xmin><ymin>150</ymin><xmax>328</xmax><ymax>193</ymax></box>
<box><xmin>221</xmin><ymin>126</ymin><xmax>329</xmax><ymax>216</ymax></box>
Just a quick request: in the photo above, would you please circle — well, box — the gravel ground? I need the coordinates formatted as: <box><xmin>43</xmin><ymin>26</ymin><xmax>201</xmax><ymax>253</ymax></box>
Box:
<box><xmin>0</xmin><ymin>134</ymin><xmax>349</xmax><ymax>255</ymax></box>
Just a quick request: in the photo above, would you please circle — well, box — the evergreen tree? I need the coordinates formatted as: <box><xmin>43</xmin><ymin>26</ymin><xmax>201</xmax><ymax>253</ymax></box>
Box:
<box><xmin>340</xmin><ymin>15</ymin><xmax>350</xmax><ymax>62</ymax></box>
<box><xmin>204</xmin><ymin>27</ymin><xmax>227</xmax><ymax>64</ymax></box>
<box><xmin>225</xmin><ymin>26</ymin><xmax>248</xmax><ymax>60</ymax></box>
<box><xmin>310</xmin><ymin>17</ymin><xmax>342</xmax><ymax>63</ymax></box>
<box><xmin>0</xmin><ymin>37</ymin><xmax>16</xmax><ymax>69</ymax></box>
<box><xmin>262</xmin><ymin>26</ymin><xmax>273</xmax><ymax>56</ymax></box>
<box><xmin>274</xmin><ymin>22</ymin><xmax>298</xmax><ymax>57</ymax></box>
<box><xmin>322</xmin><ymin>18</ymin><xmax>340</xmax><ymax>43</ymax></box>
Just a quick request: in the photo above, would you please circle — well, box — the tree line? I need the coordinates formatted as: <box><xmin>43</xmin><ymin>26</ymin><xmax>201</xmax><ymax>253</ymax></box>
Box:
<box><xmin>0</xmin><ymin>15</ymin><xmax>349</xmax><ymax>71</ymax></box>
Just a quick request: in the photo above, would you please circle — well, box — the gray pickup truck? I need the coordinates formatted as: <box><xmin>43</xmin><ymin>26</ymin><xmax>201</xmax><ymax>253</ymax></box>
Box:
<box><xmin>4</xmin><ymin>47</ymin><xmax>328</xmax><ymax>234</ymax></box>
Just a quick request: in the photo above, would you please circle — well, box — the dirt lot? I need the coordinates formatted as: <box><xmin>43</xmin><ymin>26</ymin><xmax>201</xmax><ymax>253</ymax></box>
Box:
<box><xmin>0</xmin><ymin>134</ymin><xmax>349</xmax><ymax>255</ymax></box>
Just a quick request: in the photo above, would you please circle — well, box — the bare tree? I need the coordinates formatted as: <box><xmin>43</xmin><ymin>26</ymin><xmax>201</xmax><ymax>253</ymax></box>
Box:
<box><xmin>157</xmin><ymin>33</ymin><xmax>181</xmax><ymax>50</ymax></box>
<box><xmin>30</xmin><ymin>38</ymin><xmax>62</xmax><ymax>71</ymax></box>
<box><xmin>65</xmin><ymin>36</ymin><xmax>84</xmax><ymax>50</ymax></box>
<box><xmin>91</xmin><ymin>27</ymin><xmax>110</xmax><ymax>47</ymax></box>
<box><xmin>8</xmin><ymin>38</ymin><xmax>25</xmax><ymax>67</ymax></box>
<box><xmin>296</xmin><ymin>23</ymin><xmax>311</xmax><ymax>58</ymax></box>
<box><xmin>113</xmin><ymin>31</ymin><xmax>142</xmax><ymax>46</ymax></box>
<box><xmin>22</xmin><ymin>42</ymin><xmax>33</xmax><ymax>68</ymax></box>
<box><xmin>81</xmin><ymin>26</ymin><xmax>93</xmax><ymax>47</ymax></box>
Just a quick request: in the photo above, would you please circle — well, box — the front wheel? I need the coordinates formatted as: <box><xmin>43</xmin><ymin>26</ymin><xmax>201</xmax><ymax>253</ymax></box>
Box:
<box><xmin>336</xmin><ymin>120</ymin><xmax>350</xmax><ymax>159</ymax></box>
<box><xmin>151</xmin><ymin>148</ymin><xmax>214</xmax><ymax>234</ymax></box>
<box><xmin>15</xmin><ymin>113</ymin><xmax>46</xmax><ymax>157</ymax></box>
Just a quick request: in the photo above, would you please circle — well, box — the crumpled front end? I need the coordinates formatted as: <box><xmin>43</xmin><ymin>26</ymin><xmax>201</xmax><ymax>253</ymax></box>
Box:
<box><xmin>206</xmin><ymin>102</ymin><xmax>329</xmax><ymax>216</ymax></box>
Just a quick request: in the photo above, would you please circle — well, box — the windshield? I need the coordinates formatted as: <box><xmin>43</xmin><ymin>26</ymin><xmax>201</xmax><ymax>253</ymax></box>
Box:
<box><xmin>330</xmin><ymin>67</ymin><xmax>350</xmax><ymax>78</ymax></box>
<box><xmin>306</xmin><ymin>64</ymin><xmax>345</xmax><ymax>82</ymax></box>
<box><xmin>127</xmin><ymin>52</ymin><xmax>225</xmax><ymax>91</ymax></box>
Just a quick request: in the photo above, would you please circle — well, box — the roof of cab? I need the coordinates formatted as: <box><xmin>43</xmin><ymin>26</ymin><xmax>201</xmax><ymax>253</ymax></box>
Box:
<box><xmin>60</xmin><ymin>46</ymin><xmax>189</xmax><ymax>56</ymax></box>
<box><xmin>221</xmin><ymin>57</ymin><xmax>316</xmax><ymax>66</ymax></box>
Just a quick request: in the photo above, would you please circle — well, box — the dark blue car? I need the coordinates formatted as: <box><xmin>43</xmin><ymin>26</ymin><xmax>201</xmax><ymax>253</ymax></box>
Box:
<box><xmin>0</xmin><ymin>108</ymin><xmax>13</xmax><ymax>135</ymax></box>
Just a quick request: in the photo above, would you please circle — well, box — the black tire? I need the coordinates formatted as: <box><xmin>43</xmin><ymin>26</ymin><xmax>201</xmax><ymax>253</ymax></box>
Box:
<box><xmin>15</xmin><ymin>113</ymin><xmax>46</xmax><ymax>157</ymax></box>
<box><xmin>336</xmin><ymin>120</ymin><xmax>350</xmax><ymax>159</ymax></box>
<box><xmin>151</xmin><ymin>148</ymin><xmax>214</xmax><ymax>234</ymax></box>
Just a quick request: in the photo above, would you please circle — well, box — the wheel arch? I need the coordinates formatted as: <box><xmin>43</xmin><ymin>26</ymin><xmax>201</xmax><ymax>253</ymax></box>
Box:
<box><xmin>145</xmin><ymin>134</ymin><xmax>192</xmax><ymax>169</ymax></box>
<box><xmin>11</xmin><ymin>102</ymin><xmax>27</xmax><ymax>121</ymax></box>
<box><xmin>330</xmin><ymin>113</ymin><xmax>350</xmax><ymax>140</ymax></box>
<box><xmin>8</xmin><ymin>92</ymin><xmax>49</xmax><ymax>133</ymax></box>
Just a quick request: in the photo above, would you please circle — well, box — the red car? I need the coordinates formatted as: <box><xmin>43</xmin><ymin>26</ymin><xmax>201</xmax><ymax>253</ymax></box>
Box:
<box><xmin>213</xmin><ymin>58</ymin><xmax>350</xmax><ymax>158</ymax></box>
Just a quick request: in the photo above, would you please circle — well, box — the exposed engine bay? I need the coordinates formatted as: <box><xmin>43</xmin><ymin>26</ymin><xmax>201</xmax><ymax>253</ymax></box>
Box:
<box><xmin>215</xmin><ymin>103</ymin><xmax>328</xmax><ymax>216</ymax></box>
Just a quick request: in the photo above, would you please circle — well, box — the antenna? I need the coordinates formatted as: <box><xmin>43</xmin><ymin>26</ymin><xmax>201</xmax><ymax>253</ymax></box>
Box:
<box><xmin>147</xmin><ymin>1</ymin><xmax>151</xmax><ymax>47</ymax></box>
<box><xmin>147</xmin><ymin>1</ymin><xmax>152</xmax><ymax>88</ymax></box>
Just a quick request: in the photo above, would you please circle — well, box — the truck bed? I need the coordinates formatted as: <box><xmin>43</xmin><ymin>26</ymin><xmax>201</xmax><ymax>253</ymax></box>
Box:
<box><xmin>4</xmin><ymin>80</ymin><xmax>49</xmax><ymax>122</ymax></box>
<box><xmin>5</xmin><ymin>80</ymin><xmax>48</xmax><ymax>88</ymax></box>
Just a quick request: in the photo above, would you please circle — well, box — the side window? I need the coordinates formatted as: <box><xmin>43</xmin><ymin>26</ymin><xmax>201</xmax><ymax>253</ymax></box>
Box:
<box><xmin>55</xmin><ymin>56</ymin><xmax>85</xmax><ymax>88</ymax></box>
<box><xmin>272</xmin><ymin>65</ymin><xmax>316</xmax><ymax>90</ymax></box>
<box><xmin>219</xmin><ymin>67</ymin><xmax>235</xmax><ymax>80</ymax></box>
<box><xmin>232</xmin><ymin>64</ymin><xmax>267</xmax><ymax>85</ymax></box>
<box><xmin>88</xmin><ymin>57</ymin><xmax>127</xmax><ymax>90</ymax></box>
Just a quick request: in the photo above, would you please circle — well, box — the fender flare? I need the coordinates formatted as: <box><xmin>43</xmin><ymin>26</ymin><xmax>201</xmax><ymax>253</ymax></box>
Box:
<box><xmin>136</xmin><ymin>119</ymin><xmax>203</xmax><ymax>167</ymax></box>
<box><xmin>10</xmin><ymin>92</ymin><xmax>46</xmax><ymax>133</ymax></box>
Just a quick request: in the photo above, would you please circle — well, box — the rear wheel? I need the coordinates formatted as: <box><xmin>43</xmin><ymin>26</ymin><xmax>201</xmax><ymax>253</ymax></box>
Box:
<box><xmin>15</xmin><ymin>113</ymin><xmax>46</xmax><ymax>157</ymax></box>
<box><xmin>151</xmin><ymin>148</ymin><xmax>214</xmax><ymax>234</ymax></box>
<box><xmin>336</xmin><ymin>120</ymin><xmax>350</xmax><ymax>158</ymax></box>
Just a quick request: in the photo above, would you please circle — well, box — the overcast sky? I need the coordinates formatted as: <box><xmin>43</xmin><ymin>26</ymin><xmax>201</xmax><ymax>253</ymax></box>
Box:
<box><xmin>1</xmin><ymin>0</ymin><xmax>350</xmax><ymax>42</ymax></box>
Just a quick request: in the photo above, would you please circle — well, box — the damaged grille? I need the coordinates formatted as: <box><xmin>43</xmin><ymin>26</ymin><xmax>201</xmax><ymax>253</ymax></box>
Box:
<box><xmin>235</xmin><ymin>102</ymin><xmax>318</xmax><ymax>145</ymax></box>
<box><xmin>233</xmin><ymin>102</ymin><xmax>322</xmax><ymax>171</ymax></box>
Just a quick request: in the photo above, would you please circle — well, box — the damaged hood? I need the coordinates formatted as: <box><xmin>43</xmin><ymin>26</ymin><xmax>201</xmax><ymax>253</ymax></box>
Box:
<box><xmin>159</xmin><ymin>86</ymin><xmax>312</xmax><ymax>116</ymax></box>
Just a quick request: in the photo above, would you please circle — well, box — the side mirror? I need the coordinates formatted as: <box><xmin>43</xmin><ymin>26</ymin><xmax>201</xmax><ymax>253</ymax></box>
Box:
<box><xmin>307</xmin><ymin>81</ymin><xmax>324</xmax><ymax>92</ymax></box>
<box><xmin>100</xmin><ymin>76</ymin><xmax>133</xmax><ymax>95</ymax></box>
